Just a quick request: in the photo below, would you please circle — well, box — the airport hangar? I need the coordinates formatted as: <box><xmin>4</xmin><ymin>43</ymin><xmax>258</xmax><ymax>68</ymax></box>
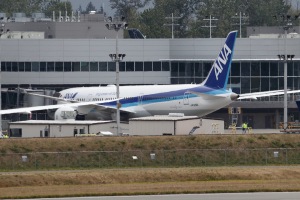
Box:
<box><xmin>0</xmin><ymin>13</ymin><xmax>300</xmax><ymax>129</ymax></box>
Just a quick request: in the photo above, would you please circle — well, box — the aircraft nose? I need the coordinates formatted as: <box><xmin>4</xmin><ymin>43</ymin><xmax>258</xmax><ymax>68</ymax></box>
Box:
<box><xmin>230</xmin><ymin>93</ymin><xmax>239</xmax><ymax>101</ymax></box>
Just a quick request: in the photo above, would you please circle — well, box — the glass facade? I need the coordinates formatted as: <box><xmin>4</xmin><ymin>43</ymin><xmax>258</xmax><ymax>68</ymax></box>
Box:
<box><xmin>1</xmin><ymin>60</ymin><xmax>300</xmax><ymax>100</ymax></box>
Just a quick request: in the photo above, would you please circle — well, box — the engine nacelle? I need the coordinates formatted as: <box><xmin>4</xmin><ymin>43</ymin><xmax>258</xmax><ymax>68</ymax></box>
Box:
<box><xmin>54</xmin><ymin>106</ymin><xmax>77</xmax><ymax>121</ymax></box>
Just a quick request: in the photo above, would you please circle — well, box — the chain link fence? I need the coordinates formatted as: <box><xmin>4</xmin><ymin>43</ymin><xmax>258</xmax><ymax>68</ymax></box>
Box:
<box><xmin>1</xmin><ymin>148</ymin><xmax>300</xmax><ymax>170</ymax></box>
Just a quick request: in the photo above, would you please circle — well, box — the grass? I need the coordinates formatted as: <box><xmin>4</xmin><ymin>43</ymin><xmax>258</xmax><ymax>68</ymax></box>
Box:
<box><xmin>1</xmin><ymin>166</ymin><xmax>300</xmax><ymax>198</ymax></box>
<box><xmin>1</xmin><ymin>134</ymin><xmax>300</xmax><ymax>154</ymax></box>
<box><xmin>1</xmin><ymin>134</ymin><xmax>300</xmax><ymax>198</ymax></box>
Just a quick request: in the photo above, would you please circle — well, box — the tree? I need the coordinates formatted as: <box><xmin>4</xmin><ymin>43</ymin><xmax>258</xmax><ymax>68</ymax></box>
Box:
<box><xmin>77</xmin><ymin>5</ymin><xmax>83</xmax><ymax>13</ymax></box>
<box><xmin>85</xmin><ymin>1</ymin><xmax>97</xmax><ymax>14</ymax></box>
<box><xmin>137</xmin><ymin>0</ymin><xmax>203</xmax><ymax>38</ymax></box>
<box><xmin>244</xmin><ymin>0</ymin><xmax>290</xmax><ymax>26</ymax></box>
<box><xmin>0</xmin><ymin>0</ymin><xmax>48</xmax><ymax>16</ymax></box>
<box><xmin>42</xmin><ymin>0</ymin><xmax>72</xmax><ymax>19</ymax></box>
<box><xmin>109</xmin><ymin>0</ymin><xmax>151</xmax><ymax>23</ymax></box>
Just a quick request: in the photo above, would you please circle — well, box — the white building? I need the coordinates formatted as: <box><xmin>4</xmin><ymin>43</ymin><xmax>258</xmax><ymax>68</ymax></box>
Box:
<box><xmin>129</xmin><ymin>115</ymin><xmax>224</xmax><ymax>135</ymax></box>
<box><xmin>9</xmin><ymin>120</ymin><xmax>129</xmax><ymax>137</ymax></box>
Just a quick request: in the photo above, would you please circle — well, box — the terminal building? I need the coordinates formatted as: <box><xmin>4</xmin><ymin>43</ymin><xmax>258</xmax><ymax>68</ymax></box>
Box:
<box><xmin>0</xmin><ymin>12</ymin><xmax>300</xmax><ymax>129</ymax></box>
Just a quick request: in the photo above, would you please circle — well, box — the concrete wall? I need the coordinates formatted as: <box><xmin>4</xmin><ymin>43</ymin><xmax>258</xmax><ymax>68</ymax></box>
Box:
<box><xmin>9</xmin><ymin>121</ymin><xmax>130</xmax><ymax>137</ymax></box>
<box><xmin>129</xmin><ymin>118</ymin><xmax>224</xmax><ymax>136</ymax></box>
<box><xmin>129</xmin><ymin>121</ymin><xmax>174</xmax><ymax>135</ymax></box>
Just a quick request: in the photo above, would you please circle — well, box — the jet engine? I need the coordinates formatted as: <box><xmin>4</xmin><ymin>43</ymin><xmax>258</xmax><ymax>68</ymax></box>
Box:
<box><xmin>54</xmin><ymin>106</ymin><xmax>77</xmax><ymax>120</ymax></box>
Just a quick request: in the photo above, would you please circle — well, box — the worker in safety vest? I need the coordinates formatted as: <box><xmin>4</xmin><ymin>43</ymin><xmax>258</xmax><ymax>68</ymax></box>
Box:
<box><xmin>242</xmin><ymin>122</ymin><xmax>248</xmax><ymax>134</ymax></box>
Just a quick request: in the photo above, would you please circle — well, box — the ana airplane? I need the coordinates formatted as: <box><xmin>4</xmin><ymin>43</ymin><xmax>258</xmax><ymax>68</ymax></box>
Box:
<box><xmin>1</xmin><ymin>31</ymin><xmax>300</xmax><ymax>120</ymax></box>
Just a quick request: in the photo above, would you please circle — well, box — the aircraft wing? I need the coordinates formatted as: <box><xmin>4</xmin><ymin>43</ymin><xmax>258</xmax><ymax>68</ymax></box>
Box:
<box><xmin>238</xmin><ymin>90</ymin><xmax>300</xmax><ymax>100</ymax></box>
<box><xmin>0</xmin><ymin>99</ymin><xmax>134</xmax><ymax>115</ymax></box>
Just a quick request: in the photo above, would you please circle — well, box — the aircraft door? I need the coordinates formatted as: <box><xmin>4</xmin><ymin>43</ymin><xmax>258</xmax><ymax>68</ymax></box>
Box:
<box><xmin>183</xmin><ymin>92</ymin><xmax>190</xmax><ymax>105</ymax></box>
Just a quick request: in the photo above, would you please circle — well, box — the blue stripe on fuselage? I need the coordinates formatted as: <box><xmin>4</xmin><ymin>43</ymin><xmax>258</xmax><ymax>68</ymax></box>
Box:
<box><xmin>101</xmin><ymin>85</ymin><xmax>229</xmax><ymax>108</ymax></box>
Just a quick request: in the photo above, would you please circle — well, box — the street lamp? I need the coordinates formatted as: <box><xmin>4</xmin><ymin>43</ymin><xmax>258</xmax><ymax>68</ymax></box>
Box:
<box><xmin>105</xmin><ymin>16</ymin><xmax>128</xmax><ymax>136</ymax></box>
<box><xmin>274</xmin><ymin>13</ymin><xmax>299</xmax><ymax>129</ymax></box>
<box><xmin>201</xmin><ymin>15</ymin><xmax>218</xmax><ymax>38</ymax></box>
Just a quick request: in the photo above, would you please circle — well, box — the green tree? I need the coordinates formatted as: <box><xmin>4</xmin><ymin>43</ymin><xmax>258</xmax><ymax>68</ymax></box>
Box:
<box><xmin>43</xmin><ymin>0</ymin><xmax>72</xmax><ymax>19</ymax></box>
<box><xmin>84</xmin><ymin>1</ymin><xmax>97</xmax><ymax>14</ymax></box>
<box><xmin>138</xmin><ymin>0</ymin><xmax>202</xmax><ymax>38</ymax></box>
<box><xmin>0</xmin><ymin>0</ymin><xmax>47</xmax><ymax>16</ymax></box>
<box><xmin>109</xmin><ymin>0</ymin><xmax>151</xmax><ymax>28</ymax></box>
<box><xmin>244</xmin><ymin>0</ymin><xmax>290</xmax><ymax>26</ymax></box>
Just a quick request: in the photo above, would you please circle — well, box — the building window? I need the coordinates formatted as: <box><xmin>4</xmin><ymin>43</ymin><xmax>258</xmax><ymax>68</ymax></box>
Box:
<box><xmin>40</xmin><ymin>62</ymin><xmax>46</xmax><ymax>72</ymax></box>
<box><xmin>171</xmin><ymin>77</ymin><xmax>178</xmax><ymax>84</ymax></box>
<box><xmin>119</xmin><ymin>62</ymin><xmax>125</xmax><ymax>71</ymax></box>
<box><xmin>179</xmin><ymin>62</ymin><xmax>187</xmax><ymax>77</ymax></box>
<box><xmin>11</xmin><ymin>62</ymin><xmax>18</xmax><ymax>72</ymax></box>
<box><xmin>288</xmin><ymin>62</ymin><xmax>293</xmax><ymax>76</ymax></box>
<box><xmin>261</xmin><ymin>62</ymin><xmax>269</xmax><ymax>76</ymax></box>
<box><xmin>135</xmin><ymin>62</ymin><xmax>143</xmax><ymax>71</ymax></box>
<box><xmin>55</xmin><ymin>62</ymin><xmax>63</xmax><ymax>72</ymax></box>
<box><xmin>241</xmin><ymin>77</ymin><xmax>250</xmax><ymax>93</ymax></box>
<box><xmin>47</xmin><ymin>62</ymin><xmax>54</xmax><ymax>71</ymax></box>
<box><xmin>171</xmin><ymin>62</ymin><xmax>178</xmax><ymax>76</ymax></box>
<box><xmin>261</xmin><ymin>78</ymin><xmax>269</xmax><ymax>91</ymax></box>
<box><xmin>1</xmin><ymin>62</ymin><xmax>5</xmax><ymax>71</ymax></box>
<box><xmin>108</xmin><ymin>62</ymin><xmax>116</xmax><ymax>71</ymax></box>
<box><xmin>64</xmin><ymin>62</ymin><xmax>71</xmax><ymax>71</ymax></box>
<box><xmin>144</xmin><ymin>62</ymin><xmax>152</xmax><ymax>71</ymax></box>
<box><xmin>81</xmin><ymin>62</ymin><xmax>89</xmax><ymax>71</ymax></box>
<box><xmin>251</xmin><ymin>77</ymin><xmax>260</xmax><ymax>92</ymax></box>
<box><xmin>231</xmin><ymin>62</ymin><xmax>240</xmax><ymax>76</ymax></box>
<box><xmin>241</xmin><ymin>62</ymin><xmax>250</xmax><ymax>76</ymax></box>
<box><xmin>32</xmin><ymin>62</ymin><xmax>40</xmax><ymax>72</ymax></box>
<box><xmin>6</xmin><ymin>62</ymin><xmax>12</xmax><ymax>71</ymax></box>
<box><xmin>99</xmin><ymin>62</ymin><xmax>107</xmax><ymax>71</ymax></box>
<box><xmin>25</xmin><ymin>62</ymin><xmax>31</xmax><ymax>72</ymax></box>
<box><xmin>90</xmin><ymin>62</ymin><xmax>98</xmax><ymax>71</ymax></box>
<box><xmin>270</xmin><ymin>62</ymin><xmax>278</xmax><ymax>76</ymax></box>
<box><xmin>126</xmin><ymin>62</ymin><xmax>134</xmax><ymax>71</ymax></box>
<box><xmin>72</xmin><ymin>62</ymin><xmax>80</xmax><ymax>71</ymax></box>
<box><xmin>278</xmin><ymin>62</ymin><xmax>284</xmax><ymax>76</ymax></box>
<box><xmin>194</xmin><ymin>62</ymin><xmax>202</xmax><ymax>77</ymax></box>
<box><xmin>270</xmin><ymin>77</ymin><xmax>278</xmax><ymax>90</ymax></box>
<box><xmin>19</xmin><ymin>62</ymin><xmax>25</xmax><ymax>72</ymax></box>
<box><xmin>251</xmin><ymin>62</ymin><xmax>260</xmax><ymax>76</ymax></box>
<box><xmin>162</xmin><ymin>62</ymin><xmax>169</xmax><ymax>71</ymax></box>
<box><xmin>203</xmin><ymin>62</ymin><xmax>211</xmax><ymax>77</ymax></box>
<box><xmin>153</xmin><ymin>62</ymin><xmax>161</xmax><ymax>71</ymax></box>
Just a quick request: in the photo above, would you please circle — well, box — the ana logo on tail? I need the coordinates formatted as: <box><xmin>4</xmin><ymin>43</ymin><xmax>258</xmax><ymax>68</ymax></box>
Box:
<box><xmin>213</xmin><ymin>43</ymin><xmax>232</xmax><ymax>80</ymax></box>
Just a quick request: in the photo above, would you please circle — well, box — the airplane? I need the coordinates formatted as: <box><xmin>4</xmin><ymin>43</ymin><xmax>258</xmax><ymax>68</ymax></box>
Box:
<box><xmin>1</xmin><ymin>30</ymin><xmax>300</xmax><ymax>121</ymax></box>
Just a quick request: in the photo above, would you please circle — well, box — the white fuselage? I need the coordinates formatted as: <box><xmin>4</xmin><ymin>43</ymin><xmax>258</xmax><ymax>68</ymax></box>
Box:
<box><xmin>58</xmin><ymin>84</ymin><xmax>234</xmax><ymax>120</ymax></box>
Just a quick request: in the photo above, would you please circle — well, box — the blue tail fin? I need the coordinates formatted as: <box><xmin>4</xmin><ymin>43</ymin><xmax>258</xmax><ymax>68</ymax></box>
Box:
<box><xmin>203</xmin><ymin>31</ymin><xmax>238</xmax><ymax>89</ymax></box>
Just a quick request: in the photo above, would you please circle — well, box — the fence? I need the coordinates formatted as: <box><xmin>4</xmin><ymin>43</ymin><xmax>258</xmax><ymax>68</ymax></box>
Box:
<box><xmin>0</xmin><ymin>148</ymin><xmax>300</xmax><ymax>170</ymax></box>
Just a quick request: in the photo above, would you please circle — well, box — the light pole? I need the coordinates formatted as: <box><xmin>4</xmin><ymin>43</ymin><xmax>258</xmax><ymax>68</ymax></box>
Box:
<box><xmin>275</xmin><ymin>13</ymin><xmax>299</xmax><ymax>129</ymax></box>
<box><xmin>231</xmin><ymin>12</ymin><xmax>248</xmax><ymax>38</ymax></box>
<box><xmin>105</xmin><ymin>16</ymin><xmax>128</xmax><ymax>136</ymax></box>
<box><xmin>164</xmin><ymin>13</ymin><xmax>180</xmax><ymax>39</ymax></box>
<box><xmin>202</xmin><ymin>15</ymin><xmax>218</xmax><ymax>38</ymax></box>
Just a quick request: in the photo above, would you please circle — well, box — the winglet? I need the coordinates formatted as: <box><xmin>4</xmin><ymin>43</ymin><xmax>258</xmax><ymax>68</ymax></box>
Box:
<box><xmin>203</xmin><ymin>31</ymin><xmax>238</xmax><ymax>89</ymax></box>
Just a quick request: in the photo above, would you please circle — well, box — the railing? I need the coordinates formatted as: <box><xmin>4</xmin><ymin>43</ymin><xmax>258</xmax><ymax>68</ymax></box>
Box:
<box><xmin>279</xmin><ymin>122</ymin><xmax>300</xmax><ymax>133</ymax></box>
<box><xmin>0</xmin><ymin>148</ymin><xmax>299</xmax><ymax>170</ymax></box>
